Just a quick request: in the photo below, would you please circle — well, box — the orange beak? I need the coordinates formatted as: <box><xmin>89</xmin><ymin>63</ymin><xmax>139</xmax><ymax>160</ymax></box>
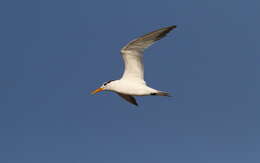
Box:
<box><xmin>91</xmin><ymin>87</ymin><xmax>105</xmax><ymax>94</ymax></box>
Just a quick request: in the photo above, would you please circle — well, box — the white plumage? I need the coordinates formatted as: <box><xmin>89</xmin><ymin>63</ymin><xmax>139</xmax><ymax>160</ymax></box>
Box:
<box><xmin>92</xmin><ymin>25</ymin><xmax>177</xmax><ymax>105</ymax></box>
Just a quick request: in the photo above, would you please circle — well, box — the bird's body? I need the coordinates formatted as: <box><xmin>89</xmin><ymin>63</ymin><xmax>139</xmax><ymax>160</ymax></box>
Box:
<box><xmin>92</xmin><ymin>25</ymin><xmax>177</xmax><ymax>105</ymax></box>
<box><xmin>104</xmin><ymin>79</ymin><xmax>157</xmax><ymax>96</ymax></box>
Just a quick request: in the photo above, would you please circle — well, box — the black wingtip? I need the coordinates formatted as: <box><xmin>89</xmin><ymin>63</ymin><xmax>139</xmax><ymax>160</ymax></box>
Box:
<box><xmin>163</xmin><ymin>25</ymin><xmax>177</xmax><ymax>30</ymax></box>
<box><xmin>131</xmin><ymin>98</ymin><xmax>138</xmax><ymax>106</ymax></box>
<box><xmin>169</xmin><ymin>25</ymin><xmax>177</xmax><ymax>29</ymax></box>
<box><xmin>165</xmin><ymin>25</ymin><xmax>177</xmax><ymax>32</ymax></box>
<box><xmin>133</xmin><ymin>101</ymin><xmax>138</xmax><ymax>106</ymax></box>
<box><xmin>155</xmin><ymin>25</ymin><xmax>177</xmax><ymax>41</ymax></box>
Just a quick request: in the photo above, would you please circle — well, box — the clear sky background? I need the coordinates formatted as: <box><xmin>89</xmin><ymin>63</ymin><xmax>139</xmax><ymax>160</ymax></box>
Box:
<box><xmin>1</xmin><ymin>0</ymin><xmax>259</xmax><ymax>162</ymax></box>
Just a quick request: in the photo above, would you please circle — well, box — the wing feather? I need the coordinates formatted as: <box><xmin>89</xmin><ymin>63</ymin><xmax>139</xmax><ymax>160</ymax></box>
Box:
<box><xmin>117</xmin><ymin>93</ymin><xmax>138</xmax><ymax>106</ymax></box>
<box><xmin>120</xmin><ymin>25</ymin><xmax>176</xmax><ymax>81</ymax></box>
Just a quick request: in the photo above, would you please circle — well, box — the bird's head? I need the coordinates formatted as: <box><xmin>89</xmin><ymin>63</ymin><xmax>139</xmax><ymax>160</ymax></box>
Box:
<box><xmin>91</xmin><ymin>80</ymin><xmax>115</xmax><ymax>94</ymax></box>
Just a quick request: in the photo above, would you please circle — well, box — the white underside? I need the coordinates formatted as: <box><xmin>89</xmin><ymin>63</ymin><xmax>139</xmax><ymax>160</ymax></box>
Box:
<box><xmin>107</xmin><ymin>79</ymin><xmax>158</xmax><ymax>96</ymax></box>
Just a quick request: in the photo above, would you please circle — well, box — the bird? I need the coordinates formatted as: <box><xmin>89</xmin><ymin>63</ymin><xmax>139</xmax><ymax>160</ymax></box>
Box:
<box><xmin>91</xmin><ymin>25</ymin><xmax>177</xmax><ymax>106</ymax></box>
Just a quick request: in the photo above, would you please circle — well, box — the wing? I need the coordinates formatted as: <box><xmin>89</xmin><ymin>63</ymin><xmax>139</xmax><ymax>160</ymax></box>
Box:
<box><xmin>120</xmin><ymin>25</ymin><xmax>176</xmax><ymax>81</ymax></box>
<box><xmin>117</xmin><ymin>93</ymin><xmax>138</xmax><ymax>106</ymax></box>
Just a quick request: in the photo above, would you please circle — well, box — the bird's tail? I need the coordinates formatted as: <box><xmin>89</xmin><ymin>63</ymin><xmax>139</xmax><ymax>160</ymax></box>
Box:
<box><xmin>156</xmin><ymin>91</ymin><xmax>171</xmax><ymax>97</ymax></box>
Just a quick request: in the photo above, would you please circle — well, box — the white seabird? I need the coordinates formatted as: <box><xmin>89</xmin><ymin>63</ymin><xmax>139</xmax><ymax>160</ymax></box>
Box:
<box><xmin>91</xmin><ymin>25</ymin><xmax>177</xmax><ymax>105</ymax></box>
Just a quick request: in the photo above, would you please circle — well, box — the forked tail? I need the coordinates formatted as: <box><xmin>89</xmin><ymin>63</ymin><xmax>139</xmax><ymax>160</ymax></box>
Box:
<box><xmin>156</xmin><ymin>91</ymin><xmax>171</xmax><ymax>97</ymax></box>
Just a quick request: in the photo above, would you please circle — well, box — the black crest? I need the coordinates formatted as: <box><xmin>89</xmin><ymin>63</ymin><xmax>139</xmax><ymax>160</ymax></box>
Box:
<box><xmin>103</xmin><ymin>80</ymin><xmax>114</xmax><ymax>86</ymax></box>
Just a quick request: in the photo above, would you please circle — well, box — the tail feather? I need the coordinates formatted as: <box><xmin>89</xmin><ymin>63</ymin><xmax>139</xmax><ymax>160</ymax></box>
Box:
<box><xmin>156</xmin><ymin>91</ymin><xmax>171</xmax><ymax>97</ymax></box>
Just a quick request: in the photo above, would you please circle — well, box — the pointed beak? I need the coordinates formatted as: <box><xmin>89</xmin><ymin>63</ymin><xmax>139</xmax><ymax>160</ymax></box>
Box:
<box><xmin>91</xmin><ymin>88</ymin><xmax>105</xmax><ymax>94</ymax></box>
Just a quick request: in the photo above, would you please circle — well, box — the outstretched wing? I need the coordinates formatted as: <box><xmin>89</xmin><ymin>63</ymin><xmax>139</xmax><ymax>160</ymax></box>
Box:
<box><xmin>120</xmin><ymin>25</ymin><xmax>176</xmax><ymax>81</ymax></box>
<box><xmin>117</xmin><ymin>93</ymin><xmax>138</xmax><ymax>106</ymax></box>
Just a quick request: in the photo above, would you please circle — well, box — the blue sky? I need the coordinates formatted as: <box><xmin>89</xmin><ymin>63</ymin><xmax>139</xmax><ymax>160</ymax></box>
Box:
<box><xmin>1</xmin><ymin>0</ymin><xmax>259</xmax><ymax>162</ymax></box>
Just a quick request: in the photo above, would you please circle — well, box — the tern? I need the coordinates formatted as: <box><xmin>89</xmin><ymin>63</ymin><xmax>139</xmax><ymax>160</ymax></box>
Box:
<box><xmin>91</xmin><ymin>25</ymin><xmax>177</xmax><ymax>106</ymax></box>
